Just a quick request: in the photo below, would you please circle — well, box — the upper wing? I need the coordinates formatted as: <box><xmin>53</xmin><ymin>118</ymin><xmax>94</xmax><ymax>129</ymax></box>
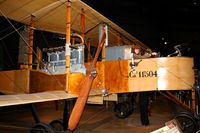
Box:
<box><xmin>0</xmin><ymin>0</ymin><xmax>148</xmax><ymax>48</ymax></box>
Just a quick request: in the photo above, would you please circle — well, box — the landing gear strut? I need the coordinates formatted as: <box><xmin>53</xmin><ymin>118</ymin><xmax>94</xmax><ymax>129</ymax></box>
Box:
<box><xmin>30</xmin><ymin>100</ymin><xmax>72</xmax><ymax>133</ymax></box>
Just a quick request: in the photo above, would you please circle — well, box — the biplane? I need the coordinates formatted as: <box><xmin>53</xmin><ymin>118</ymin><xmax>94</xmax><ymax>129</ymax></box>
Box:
<box><xmin>0</xmin><ymin>0</ymin><xmax>198</xmax><ymax>132</ymax></box>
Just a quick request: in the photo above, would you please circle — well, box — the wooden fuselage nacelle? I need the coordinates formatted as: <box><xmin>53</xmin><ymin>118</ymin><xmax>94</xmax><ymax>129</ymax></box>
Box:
<box><xmin>0</xmin><ymin>57</ymin><xmax>194</xmax><ymax>95</ymax></box>
<box><xmin>105</xmin><ymin>57</ymin><xmax>194</xmax><ymax>93</ymax></box>
<box><xmin>68</xmin><ymin>57</ymin><xmax>194</xmax><ymax>94</ymax></box>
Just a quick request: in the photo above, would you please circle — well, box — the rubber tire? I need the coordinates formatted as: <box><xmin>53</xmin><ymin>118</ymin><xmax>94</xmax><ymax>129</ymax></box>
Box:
<box><xmin>114</xmin><ymin>102</ymin><xmax>130</xmax><ymax>119</ymax></box>
<box><xmin>30</xmin><ymin>123</ymin><xmax>54</xmax><ymax>133</ymax></box>
<box><xmin>49</xmin><ymin>119</ymin><xmax>64</xmax><ymax>132</ymax></box>
<box><xmin>175</xmin><ymin>113</ymin><xmax>197</xmax><ymax>133</ymax></box>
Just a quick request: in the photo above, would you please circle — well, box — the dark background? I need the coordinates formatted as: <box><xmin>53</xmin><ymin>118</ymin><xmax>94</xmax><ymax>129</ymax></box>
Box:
<box><xmin>83</xmin><ymin>0</ymin><xmax>200</xmax><ymax>56</ymax></box>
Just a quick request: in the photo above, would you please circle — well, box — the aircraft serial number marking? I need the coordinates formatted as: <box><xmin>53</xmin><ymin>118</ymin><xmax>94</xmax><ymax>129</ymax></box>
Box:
<box><xmin>129</xmin><ymin>71</ymin><xmax>157</xmax><ymax>78</ymax></box>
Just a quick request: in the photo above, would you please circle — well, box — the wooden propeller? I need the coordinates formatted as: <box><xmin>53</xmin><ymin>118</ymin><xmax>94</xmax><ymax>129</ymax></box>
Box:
<box><xmin>68</xmin><ymin>29</ymin><xmax>106</xmax><ymax>131</ymax></box>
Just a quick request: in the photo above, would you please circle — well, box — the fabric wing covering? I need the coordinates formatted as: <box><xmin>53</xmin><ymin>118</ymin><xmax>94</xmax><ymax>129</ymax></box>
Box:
<box><xmin>0</xmin><ymin>0</ymin><xmax>149</xmax><ymax>49</ymax></box>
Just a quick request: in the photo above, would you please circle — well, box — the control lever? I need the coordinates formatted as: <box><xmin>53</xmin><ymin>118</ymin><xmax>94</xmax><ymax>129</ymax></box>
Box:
<box><xmin>174</xmin><ymin>45</ymin><xmax>181</xmax><ymax>56</ymax></box>
<box><xmin>129</xmin><ymin>53</ymin><xmax>142</xmax><ymax>70</ymax></box>
<box><xmin>167</xmin><ymin>45</ymin><xmax>182</xmax><ymax>57</ymax></box>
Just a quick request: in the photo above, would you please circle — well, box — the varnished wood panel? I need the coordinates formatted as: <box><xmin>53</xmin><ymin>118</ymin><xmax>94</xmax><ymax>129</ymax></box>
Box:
<box><xmin>68</xmin><ymin>73</ymin><xmax>85</xmax><ymax>94</ymax></box>
<box><xmin>128</xmin><ymin>57</ymin><xmax>194</xmax><ymax>92</ymax></box>
<box><xmin>155</xmin><ymin>57</ymin><xmax>194</xmax><ymax>90</ymax></box>
<box><xmin>104</xmin><ymin>57</ymin><xmax>194</xmax><ymax>93</ymax></box>
<box><xmin>105</xmin><ymin>60</ymin><xmax>129</xmax><ymax>93</ymax></box>
<box><xmin>0</xmin><ymin>70</ymin><xmax>29</xmax><ymax>94</ymax></box>
<box><xmin>128</xmin><ymin>58</ymin><xmax>158</xmax><ymax>92</ymax></box>
<box><xmin>30</xmin><ymin>70</ymin><xmax>66</xmax><ymax>93</ymax></box>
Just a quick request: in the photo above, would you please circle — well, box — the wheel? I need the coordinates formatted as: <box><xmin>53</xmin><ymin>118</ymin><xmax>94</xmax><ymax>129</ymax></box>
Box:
<box><xmin>30</xmin><ymin>123</ymin><xmax>54</xmax><ymax>133</ymax></box>
<box><xmin>66</xmin><ymin>129</ymin><xmax>73</xmax><ymax>133</ymax></box>
<box><xmin>114</xmin><ymin>102</ymin><xmax>130</xmax><ymax>118</ymax></box>
<box><xmin>175</xmin><ymin>111</ymin><xmax>195</xmax><ymax>119</ymax></box>
<box><xmin>49</xmin><ymin>119</ymin><xmax>64</xmax><ymax>132</ymax></box>
<box><xmin>128</xmin><ymin>101</ymin><xmax>134</xmax><ymax>114</ymax></box>
<box><xmin>175</xmin><ymin>113</ymin><xmax>197</xmax><ymax>133</ymax></box>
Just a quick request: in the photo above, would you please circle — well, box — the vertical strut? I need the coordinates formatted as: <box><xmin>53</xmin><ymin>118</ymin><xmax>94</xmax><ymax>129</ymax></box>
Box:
<box><xmin>65</xmin><ymin>0</ymin><xmax>71</xmax><ymax>92</ymax></box>
<box><xmin>63</xmin><ymin>100</ymin><xmax>70</xmax><ymax>131</ymax></box>
<box><xmin>28</xmin><ymin>15</ymin><xmax>35</xmax><ymax>70</ymax></box>
<box><xmin>30</xmin><ymin>104</ymin><xmax>40</xmax><ymax>124</ymax></box>
<box><xmin>81</xmin><ymin>8</ymin><xmax>85</xmax><ymax>41</ymax></box>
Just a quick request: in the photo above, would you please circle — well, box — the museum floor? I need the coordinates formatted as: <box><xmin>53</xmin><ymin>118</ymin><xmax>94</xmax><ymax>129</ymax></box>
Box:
<box><xmin>0</xmin><ymin>94</ymin><xmax>186</xmax><ymax>133</ymax></box>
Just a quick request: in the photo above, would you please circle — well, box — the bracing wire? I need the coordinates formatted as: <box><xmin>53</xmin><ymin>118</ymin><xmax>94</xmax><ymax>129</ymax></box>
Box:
<box><xmin>0</xmin><ymin>25</ymin><xmax>24</xmax><ymax>41</ymax></box>
<box><xmin>0</xmin><ymin>9</ymin><xmax>65</xmax><ymax>91</ymax></box>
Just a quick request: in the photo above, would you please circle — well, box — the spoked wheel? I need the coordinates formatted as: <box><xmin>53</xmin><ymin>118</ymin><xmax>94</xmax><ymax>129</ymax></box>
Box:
<box><xmin>114</xmin><ymin>102</ymin><xmax>131</xmax><ymax>118</ymax></box>
<box><xmin>175</xmin><ymin>112</ymin><xmax>198</xmax><ymax>133</ymax></box>
<box><xmin>30</xmin><ymin>123</ymin><xmax>54</xmax><ymax>133</ymax></box>
<box><xmin>49</xmin><ymin>119</ymin><xmax>64</xmax><ymax>132</ymax></box>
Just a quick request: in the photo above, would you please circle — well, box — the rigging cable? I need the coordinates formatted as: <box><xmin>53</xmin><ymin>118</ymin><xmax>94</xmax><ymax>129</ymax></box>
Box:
<box><xmin>0</xmin><ymin>9</ymin><xmax>65</xmax><ymax>91</ymax></box>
